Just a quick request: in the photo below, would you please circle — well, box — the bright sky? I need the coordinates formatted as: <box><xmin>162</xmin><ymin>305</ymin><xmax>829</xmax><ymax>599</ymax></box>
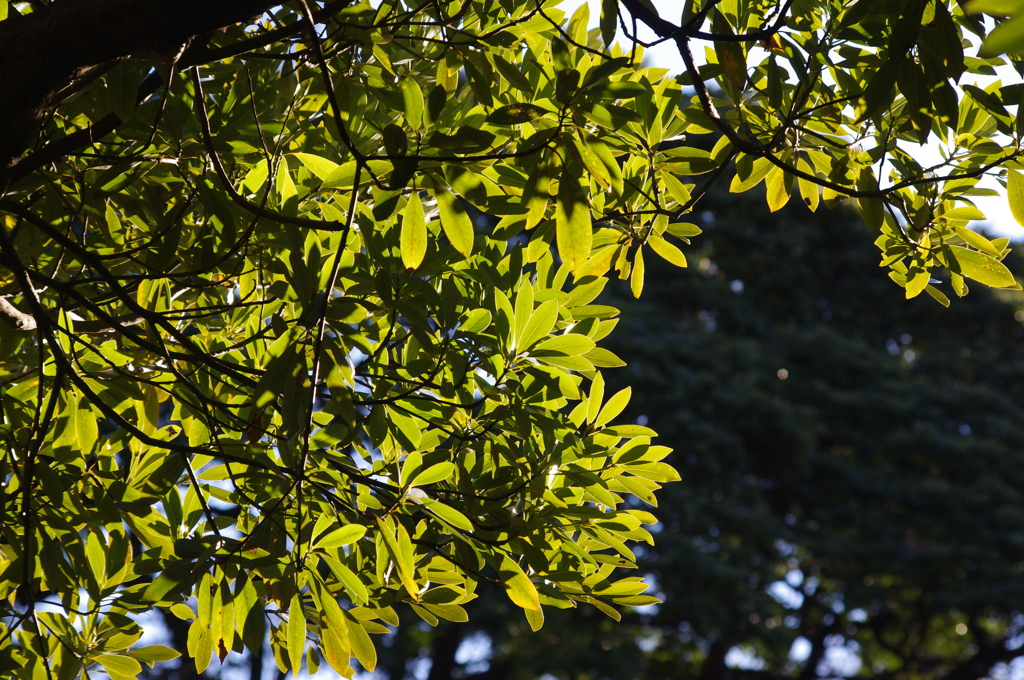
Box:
<box><xmin>562</xmin><ymin>0</ymin><xmax>1024</xmax><ymax>241</ymax></box>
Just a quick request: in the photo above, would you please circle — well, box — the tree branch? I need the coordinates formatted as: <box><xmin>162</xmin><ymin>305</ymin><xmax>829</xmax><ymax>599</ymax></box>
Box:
<box><xmin>0</xmin><ymin>0</ymin><xmax>284</xmax><ymax>188</ymax></box>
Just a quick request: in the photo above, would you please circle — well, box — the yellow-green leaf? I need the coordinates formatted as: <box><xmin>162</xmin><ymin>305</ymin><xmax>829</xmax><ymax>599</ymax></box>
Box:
<box><xmin>953</xmin><ymin>225</ymin><xmax>1001</xmax><ymax>257</ymax></box>
<box><xmin>429</xmin><ymin>178</ymin><xmax>474</xmax><ymax>256</ymax></box>
<box><xmin>131</xmin><ymin>646</ymin><xmax>181</xmax><ymax>665</ymax></box>
<box><xmin>400</xmin><ymin>76</ymin><xmax>424</xmax><ymax>129</ymax></box>
<box><xmin>500</xmin><ymin>555</ymin><xmax>540</xmax><ymax>611</ymax></box>
<box><xmin>287</xmin><ymin>593</ymin><xmax>306</xmax><ymax>674</ymax></box>
<box><xmin>647</xmin><ymin>234</ymin><xmax>687</xmax><ymax>268</ymax></box>
<box><xmin>318</xmin><ymin>583</ymin><xmax>352</xmax><ymax>675</ymax></box>
<box><xmin>765</xmin><ymin>166</ymin><xmax>790</xmax><ymax>213</ymax></box>
<box><xmin>410</xmin><ymin>462</ymin><xmax>455</xmax><ymax>487</ymax></box>
<box><xmin>947</xmin><ymin>245</ymin><xmax>1020</xmax><ymax>288</ymax></box>
<box><xmin>315</xmin><ymin>524</ymin><xmax>367</xmax><ymax>549</ymax></box>
<box><xmin>422</xmin><ymin>499</ymin><xmax>475</xmax><ymax>532</ymax></box>
<box><xmin>376</xmin><ymin>517</ymin><xmax>418</xmax><ymax>597</ymax></box>
<box><xmin>95</xmin><ymin>654</ymin><xmax>142</xmax><ymax>678</ymax></box>
<box><xmin>345</xmin><ymin>612</ymin><xmax>378</xmax><ymax>672</ymax></box>
<box><xmin>525</xmin><ymin>605</ymin><xmax>545</xmax><ymax>632</ymax></box>
<box><xmin>730</xmin><ymin>156</ymin><xmax>772</xmax><ymax>193</ymax></box>
<box><xmin>1008</xmin><ymin>170</ymin><xmax>1024</xmax><ymax>227</ymax></box>
<box><xmin>630</xmin><ymin>247</ymin><xmax>645</xmax><ymax>298</ymax></box>
<box><xmin>905</xmin><ymin>265</ymin><xmax>930</xmax><ymax>299</ymax></box>
<box><xmin>401</xmin><ymin>191</ymin><xmax>427</xmax><ymax>270</ymax></box>
<box><xmin>292</xmin><ymin>153</ymin><xmax>340</xmax><ymax>181</ymax></box>
<box><xmin>796</xmin><ymin>157</ymin><xmax>819</xmax><ymax>211</ymax></box>
<box><xmin>556</xmin><ymin>170</ymin><xmax>592</xmax><ymax>274</ymax></box>
<box><xmin>595</xmin><ymin>387</ymin><xmax>631</xmax><ymax>427</ymax></box>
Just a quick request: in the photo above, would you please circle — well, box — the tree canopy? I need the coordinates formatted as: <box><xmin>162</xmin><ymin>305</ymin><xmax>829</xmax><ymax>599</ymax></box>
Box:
<box><xmin>1</xmin><ymin>0</ymin><xmax>1023</xmax><ymax>678</ymax></box>
<box><xmin>369</xmin><ymin>183</ymin><xmax>1024</xmax><ymax>680</ymax></box>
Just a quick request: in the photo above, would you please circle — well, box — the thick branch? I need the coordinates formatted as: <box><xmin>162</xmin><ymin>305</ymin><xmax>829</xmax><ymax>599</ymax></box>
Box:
<box><xmin>0</xmin><ymin>297</ymin><xmax>36</xmax><ymax>331</ymax></box>
<box><xmin>0</xmin><ymin>0</ymin><xmax>282</xmax><ymax>185</ymax></box>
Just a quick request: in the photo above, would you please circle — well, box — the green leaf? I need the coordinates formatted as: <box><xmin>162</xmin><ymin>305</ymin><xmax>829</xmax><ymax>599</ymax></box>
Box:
<box><xmin>107</xmin><ymin>61</ymin><xmax>139</xmax><ymax>122</ymax></box>
<box><xmin>400</xmin><ymin>76</ymin><xmax>424</xmax><ymax>129</ymax></box>
<box><xmin>556</xmin><ymin>168</ymin><xmax>592</xmax><ymax>274</ymax></box>
<box><xmin>731</xmin><ymin>156</ymin><xmax>773</xmax><ymax>193</ymax></box>
<box><xmin>321</xmin><ymin>554</ymin><xmax>370</xmax><ymax>605</ymax></box>
<box><xmin>95</xmin><ymin>654</ymin><xmax>142</xmax><ymax>678</ymax></box>
<box><xmin>630</xmin><ymin>248</ymin><xmax>645</xmax><ymax>298</ymax></box>
<box><xmin>905</xmin><ymin>265</ymin><xmax>930</xmax><ymax>299</ymax></box>
<box><xmin>382</xmin><ymin>124</ymin><xmax>409</xmax><ymax>157</ymax></box>
<box><xmin>317</xmin><ymin>582</ymin><xmax>352</xmax><ymax>675</ymax></box>
<box><xmin>946</xmin><ymin>245</ymin><xmax>1020</xmax><ymax>288</ymax></box>
<box><xmin>345</xmin><ymin>612</ymin><xmax>377</xmax><ymax>672</ymax></box>
<box><xmin>427</xmin><ymin>127</ymin><xmax>496</xmax><ymax>151</ymax></box>
<box><xmin>459</xmin><ymin>308</ymin><xmax>492</xmax><ymax>334</ymax></box>
<box><xmin>500</xmin><ymin>555</ymin><xmax>541</xmax><ymax>611</ymax></box>
<box><xmin>765</xmin><ymin>166</ymin><xmax>790</xmax><ymax>213</ymax></box>
<box><xmin>979</xmin><ymin>12</ymin><xmax>1024</xmax><ymax>57</ymax></box>
<box><xmin>533</xmin><ymin>334</ymin><xmax>596</xmax><ymax>356</ymax></box>
<box><xmin>411</xmin><ymin>462</ymin><xmax>455</xmax><ymax>486</ymax></box>
<box><xmin>525</xmin><ymin>605</ymin><xmax>545</xmax><ymax>632</ymax></box>
<box><xmin>315</xmin><ymin>524</ymin><xmax>367</xmax><ymax>549</ymax></box>
<box><xmin>422</xmin><ymin>499</ymin><xmax>475</xmax><ymax>532</ymax></box>
<box><xmin>400</xmin><ymin>191</ymin><xmax>427</xmax><ymax>271</ymax></box>
<box><xmin>600</xmin><ymin>0</ymin><xmax>618</xmax><ymax>46</ymax></box>
<box><xmin>492</xmin><ymin>55</ymin><xmax>532</xmax><ymax>92</ymax></box>
<box><xmin>596</xmin><ymin>387</ymin><xmax>631</xmax><ymax>427</ymax></box>
<box><xmin>234</xmin><ymin>575</ymin><xmax>266</xmax><ymax>655</ymax></box>
<box><xmin>376</xmin><ymin>517</ymin><xmax>418</xmax><ymax>597</ymax></box>
<box><xmin>518</xmin><ymin>299</ymin><xmax>559</xmax><ymax>351</ymax></box>
<box><xmin>287</xmin><ymin>593</ymin><xmax>306</xmax><ymax>674</ymax></box>
<box><xmin>942</xmin><ymin>206</ymin><xmax>987</xmax><ymax>222</ymax></box>
<box><xmin>293</xmin><ymin>153</ymin><xmax>340</xmax><ymax>181</ymax></box>
<box><xmin>647</xmin><ymin>234</ymin><xmax>687</xmax><ymax>268</ymax></box>
<box><xmin>131</xmin><ymin>646</ymin><xmax>181</xmax><ymax>665</ymax></box>
<box><xmin>953</xmin><ymin>225</ymin><xmax>1002</xmax><ymax>256</ymax></box>
<box><xmin>487</xmin><ymin>103</ymin><xmax>547</xmax><ymax>126</ymax></box>
<box><xmin>1008</xmin><ymin>170</ymin><xmax>1024</xmax><ymax>227</ymax></box>
<box><xmin>428</xmin><ymin>178</ymin><xmax>474</xmax><ymax>257</ymax></box>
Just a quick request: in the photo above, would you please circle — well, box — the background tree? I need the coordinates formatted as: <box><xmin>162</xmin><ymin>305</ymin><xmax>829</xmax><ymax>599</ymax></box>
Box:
<box><xmin>1</xmin><ymin>1</ymin><xmax>1023</xmax><ymax>678</ymax></box>
<box><xmin>373</xmin><ymin>185</ymin><xmax>1024</xmax><ymax>680</ymax></box>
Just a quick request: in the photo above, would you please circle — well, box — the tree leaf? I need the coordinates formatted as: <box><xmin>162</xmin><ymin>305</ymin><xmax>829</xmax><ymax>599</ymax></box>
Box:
<box><xmin>630</xmin><ymin>247</ymin><xmax>645</xmax><ymax>298</ymax></box>
<box><xmin>1008</xmin><ymin>170</ymin><xmax>1024</xmax><ymax>227</ymax></box>
<box><xmin>345</xmin><ymin>612</ymin><xmax>377</xmax><ymax>672</ymax></box>
<box><xmin>428</xmin><ymin>178</ymin><xmax>474</xmax><ymax>256</ymax></box>
<box><xmin>400</xmin><ymin>191</ymin><xmax>427</xmax><ymax>271</ymax></box>
<box><xmin>95</xmin><ymin>654</ymin><xmax>142</xmax><ymax>678</ymax></box>
<box><xmin>556</xmin><ymin>168</ymin><xmax>592</xmax><ymax>274</ymax></box>
<box><xmin>292</xmin><ymin>153</ymin><xmax>340</xmax><ymax>181</ymax></box>
<box><xmin>400</xmin><ymin>76</ymin><xmax>424</xmax><ymax>129</ymax></box>
<box><xmin>647</xmin><ymin>234</ymin><xmax>687</xmax><ymax>268</ymax></box>
<box><xmin>315</xmin><ymin>524</ymin><xmax>367</xmax><ymax>549</ymax></box>
<box><xmin>518</xmin><ymin>299</ymin><xmax>559</xmax><ymax>351</ymax></box>
<box><xmin>765</xmin><ymin>166</ymin><xmax>790</xmax><ymax>213</ymax></box>
<box><xmin>596</xmin><ymin>387</ymin><xmax>631</xmax><ymax>427</ymax></box>
<box><xmin>499</xmin><ymin>555</ymin><xmax>540</xmax><ymax>611</ymax></box>
<box><xmin>533</xmin><ymin>334</ymin><xmax>596</xmax><ymax>356</ymax></box>
<box><xmin>317</xmin><ymin>582</ymin><xmax>353</xmax><ymax>675</ymax></box>
<box><xmin>131</xmin><ymin>646</ymin><xmax>182</xmax><ymax>666</ymax></box>
<box><xmin>410</xmin><ymin>462</ymin><xmax>455</xmax><ymax>487</ymax></box>
<box><xmin>287</xmin><ymin>594</ymin><xmax>306</xmax><ymax>674</ymax></box>
<box><xmin>946</xmin><ymin>245</ymin><xmax>1020</xmax><ymax>288</ymax></box>
<box><xmin>600</xmin><ymin>0</ymin><xmax>618</xmax><ymax>47</ymax></box>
